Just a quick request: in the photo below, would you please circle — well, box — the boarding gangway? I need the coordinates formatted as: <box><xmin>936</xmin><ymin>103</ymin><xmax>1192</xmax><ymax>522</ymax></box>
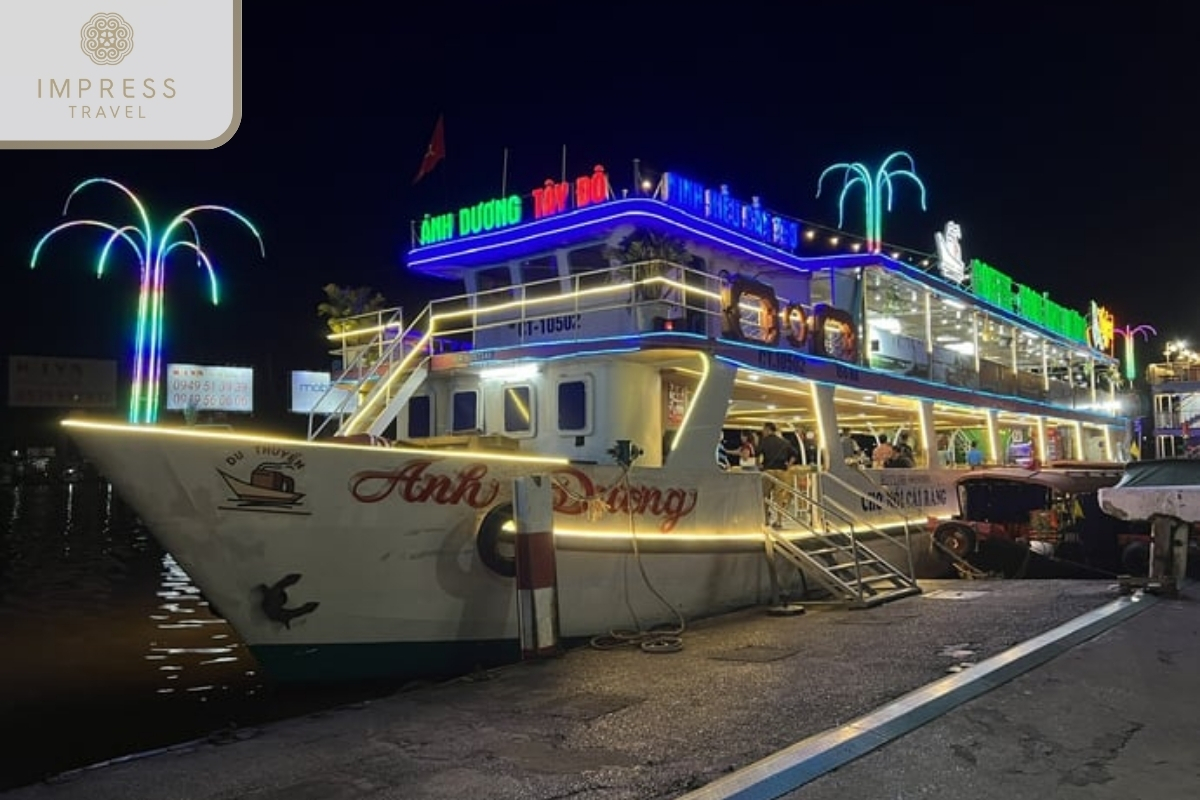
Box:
<box><xmin>761</xmin><ymin>470</ymin><xmax>921</xmax><ymax>608</ymax></box>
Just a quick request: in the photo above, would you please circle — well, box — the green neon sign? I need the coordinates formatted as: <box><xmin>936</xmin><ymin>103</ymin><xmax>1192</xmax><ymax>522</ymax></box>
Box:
<box><xmin>417</xmin><ymin>194</ymin><xmax>523</xmax><ymax>246</ymax></box>
<box><xmin>970</xmin><ymin>258</ymin><xmax>1087</xmax><ymax>344</ymax></box>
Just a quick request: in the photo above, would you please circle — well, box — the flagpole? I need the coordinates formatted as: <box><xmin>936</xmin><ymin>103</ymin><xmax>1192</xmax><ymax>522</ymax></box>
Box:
<box><xmin>561</xmin><ymin>144</ymin><xmax>567</xmax><ymax>183</ymax></box>
<box><xmin>440</xmin><ymin>158</ymin><xmax>448</xmax><ymax>210</ymax></box>
<box><xmin>502</xmin><ymin>147</ymin><xmax>509</xmax><ymax>196</ymax></box>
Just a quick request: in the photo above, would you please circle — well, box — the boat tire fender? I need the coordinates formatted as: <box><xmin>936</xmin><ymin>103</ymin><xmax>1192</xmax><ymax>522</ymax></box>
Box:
<box><xmin>477</xmin><ymin>502</ymin><xmax>517</xmax><ymax>578</ymax></box>
<box><xmin>933</xmin><ymin>522</ymin><xmax>976</xmax><ymax>559</ymax></box>
<box><xmin>1120</xmin><ymin>540</ymin><xmax>1150</xmax><ymax>576</ymax></box>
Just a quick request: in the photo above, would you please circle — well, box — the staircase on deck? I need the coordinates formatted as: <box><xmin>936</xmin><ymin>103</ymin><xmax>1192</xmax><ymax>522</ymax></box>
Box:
<box><xmin>305</xmin><ymin>260</ymin><xmax>698</xmax><ymax>441</ymax></box>
<box><xmin>760</xmin><ymin>470</ymin><xmax>923</xmax><ymax>608</ymax></box>
<box><xmin>307</xmin><ymin>306</ymin><xmax>443</xmax><ymax>441</ymax></box>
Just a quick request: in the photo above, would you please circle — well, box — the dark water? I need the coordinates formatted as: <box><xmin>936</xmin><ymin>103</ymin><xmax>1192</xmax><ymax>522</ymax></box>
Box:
<box><xmin>0</xmin><ymin>480</ymin><xmax>398</xmax><ymax>791</ymax></box>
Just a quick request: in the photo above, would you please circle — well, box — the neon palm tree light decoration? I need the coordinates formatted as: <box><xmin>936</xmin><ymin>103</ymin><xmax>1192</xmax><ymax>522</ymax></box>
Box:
<box><xmin>31</xmin><ymin>178</ymin><xmax>265</xmax><ymax>424</ymax></box>
<box><xmin>816</xmin><ymin>151</ymin><xmax>928</xmax><ymax>253</ymax></box>
<box><xmin>1114</xmin><ymin>324</ymin><xmax>1158</xmax><ymax>381</ymax></box>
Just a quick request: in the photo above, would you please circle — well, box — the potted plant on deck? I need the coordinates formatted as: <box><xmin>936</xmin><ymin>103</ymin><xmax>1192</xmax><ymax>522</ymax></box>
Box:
<box><xmin>607</xmin><ymin>229</ymin><xmax>693</xmax><ymax>328</ymax></box>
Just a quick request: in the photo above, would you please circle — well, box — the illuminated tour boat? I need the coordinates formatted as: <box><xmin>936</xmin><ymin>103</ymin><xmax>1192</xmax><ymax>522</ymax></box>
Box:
<box><xmin>62</xmin><ymin>157</ymin><xmax>1137</xmax><ymax>682</ymax></box>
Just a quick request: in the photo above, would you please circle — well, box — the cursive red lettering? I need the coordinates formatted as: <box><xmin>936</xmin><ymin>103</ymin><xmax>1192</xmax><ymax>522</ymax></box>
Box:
<box><xmin>549</xmin><ymin>467</ymin><xmax>697</xmax><ymax>532</ymax></box>
<box><xmin>349</xmin><ymin>467</ymin><xmax>405</xmax><ymax>503</ymax></box>
<box><xmin>349</xmin><ymin>460</ymin><xmax>499</xmax><ymax>509</ymax></box>
<box><xmin>550</xmin><ymin>466</ymin><xmax>596</xmax><ymax>516</ymax></box>
<box><xmin>447</xmin><ymin>464</ymin><xmax>498</xmax><ymax>506</ymax></box>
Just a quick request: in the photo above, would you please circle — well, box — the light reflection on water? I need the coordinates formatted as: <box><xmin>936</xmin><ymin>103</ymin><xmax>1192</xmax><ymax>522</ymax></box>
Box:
<box><xmin>146</xmin><ymin>551</ymin><xmax>257</xmax><ymax>694</ymax></box>
<box><xmin>1</xmin><ymin>480</ymin><xmax>398</xmax><ymax>791</ymax></box>
<box><xmin>0</xmin><ymin>480</ymin><xmax>261</xmax><ymax>788</ymax></box>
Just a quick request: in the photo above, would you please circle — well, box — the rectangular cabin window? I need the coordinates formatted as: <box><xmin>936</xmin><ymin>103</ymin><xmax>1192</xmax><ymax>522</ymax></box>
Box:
<box><xmin>476</xmin><ymin>266</ymin><xmax>513</xmax><ymax>292</ymax></box>
<box><xmin>567</xmin><ymin>244</ymin><xmax>614</xmax><ymax>291</ymax></box>
<box><xmin>521</xmin><ymin>257</ymin><xmax>561</xmax><ymax>299</ymax></box>
<box><xmin>503</xmin><ymin>385</ymin><xmax>535</xmax><ymax>434</ymax></box>
<box><xmin>452</xmin><ymin>390</ymin><xmax>480</xmax><ymax>432</ymax></box>
<box><xmin>557</xmin><ymin>378</ymin><xmax>591</xmax><ymax>433</ymax></box>
<box><xmin>407</xmin><ymin>394</ymin><xmax>432</xmax><ymax>438</ymax></box>
<box><xmin>473</xmin><ymin>266</ymin><xmax>516</xmax><ymax>313</ymax></box>
<box><xmin>809</xmin><ymin>270</ymin><xmax>832</xmax><ymax>306</ymax></box>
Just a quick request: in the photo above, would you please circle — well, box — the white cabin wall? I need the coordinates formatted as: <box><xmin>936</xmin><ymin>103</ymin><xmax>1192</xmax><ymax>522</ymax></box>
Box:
<box><xmin>539</xmin><ymin>360</ymin><xmax>664</xmax><ymax>467</ymax></box>
<box><xmin>607</xmin><ymin>362</ymin><xmax>664</xmax><ymax>467</ymax></box>
<box><xmin>395</xmin><ymin>362</ymin><xmax>665</xmax><ymax>467</ymax></box>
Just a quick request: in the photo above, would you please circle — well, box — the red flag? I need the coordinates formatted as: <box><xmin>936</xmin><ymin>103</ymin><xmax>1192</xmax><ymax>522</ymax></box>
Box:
<box><xmin>412</xmin><ymin>114</ymin><xmax>445</xmax><ymax>185</ymax></box>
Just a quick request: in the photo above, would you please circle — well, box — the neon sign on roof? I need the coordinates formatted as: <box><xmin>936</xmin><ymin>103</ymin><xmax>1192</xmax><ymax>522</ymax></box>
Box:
<box><xmin>418</xmin><ymin>195</ymin><xmax>523</xmax><ymax>247</ymax></box>
<box><xmin>661</xmin><ymin>173</ymin><xmax>800</xmax><ymax>251</ymax></box>
<box><xmin>416</xmin><ymin>164</ymin><xmax>611</xmax><ymax>247</ymax></box>
<box><xmin>970</xmin><ymin>258</ymin><xmax>1089</xmax><ymax>344</ymax></box>
<box><xmin>1089</xmin><ymin>301</ymin><xmax>1115</xmax><ymax>353</ymax></box>
<box><xmin>533</xmin><ymin>164</ymin><xmax>609</xmax><ymax>219</ymax></box>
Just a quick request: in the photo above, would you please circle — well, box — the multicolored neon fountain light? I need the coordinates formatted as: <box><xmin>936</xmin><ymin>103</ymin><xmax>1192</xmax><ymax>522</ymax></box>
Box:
<box><xmin>816</xmin><ymin>151</ymin><xmax>928</xmax><ymax>253</ymax></box>
<box><xmin>31</xmin><ymin>178</ymin><xmax>265</xmax><ymax>424</ymax></box>
<box><xmin>1114</xmin><ymin>324</ymin><xmax>1158</xmax><ymax>381</ymax></box>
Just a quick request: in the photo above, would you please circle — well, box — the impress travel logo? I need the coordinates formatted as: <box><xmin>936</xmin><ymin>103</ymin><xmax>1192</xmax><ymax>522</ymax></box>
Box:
<box><xmin>80</xmin><ymin>13</ymin><xmax>136</xmax><ymax>65</ymax></box>
<box><xmin>0</xmin><ymin>1</ymin><xmax>242</xmax><ymax>149</ymax></box>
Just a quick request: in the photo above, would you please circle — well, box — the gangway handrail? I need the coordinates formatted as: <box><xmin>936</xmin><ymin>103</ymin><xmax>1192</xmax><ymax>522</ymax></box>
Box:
<box><xmin>818</xmin><ymin>469</ymin><xmax>920</xmax><ymax>578</ymax></box>
<box><xmin>762</xmin><ymin>471</ymin><xmax>916</xmax><ymax>593</ymax></box>
<box><xmin>827</xmin><ymin>467</ymin><xmax>920</xmax><ymax>528</ymax></box>
<box><xmin>759</xmin><ymin>477</ymin><xmax>875</xmax><ymax>600</ymax></box>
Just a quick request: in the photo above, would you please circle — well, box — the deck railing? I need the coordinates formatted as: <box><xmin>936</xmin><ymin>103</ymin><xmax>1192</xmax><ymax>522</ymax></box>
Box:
<box><xmin>305</xmin><ymin>260</ymin><xmax>1132</xmax><ymax>438</ymax></box>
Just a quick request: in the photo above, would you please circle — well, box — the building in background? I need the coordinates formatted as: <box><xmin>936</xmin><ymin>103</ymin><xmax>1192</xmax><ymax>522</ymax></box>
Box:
<box><xmin>1147</xmin><ymin>343</ymin><xmax>1200</xmax><ymax>458</ymax></box>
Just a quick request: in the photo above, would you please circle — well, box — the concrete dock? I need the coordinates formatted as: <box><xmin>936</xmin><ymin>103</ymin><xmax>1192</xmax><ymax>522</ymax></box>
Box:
<box><xmin>4</xmin><ymin>578</ymin><xmax>1197</xmax><ymax>800</ymax></box>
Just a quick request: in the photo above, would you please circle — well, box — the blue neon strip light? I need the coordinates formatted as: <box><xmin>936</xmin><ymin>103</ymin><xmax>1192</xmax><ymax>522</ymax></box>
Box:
<box><xmin>407</xmin><ymin>198</ymin><xmax>877</xmax><ymax>275</ymax></box>
<box><xmin>407</xmin><ymin>198</ymin><xmax>1115</xmax><ymax>362</ymax></box>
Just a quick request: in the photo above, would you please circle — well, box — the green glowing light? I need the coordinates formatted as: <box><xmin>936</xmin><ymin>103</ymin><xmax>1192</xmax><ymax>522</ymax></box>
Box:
<box><xmin>1115</xmin><ymin>324</ymin><xmax>1158</xmax><ymax>381</ymax></box>
<box><xmin>970</xmin><ymin>258</ymin><xmax>1088</xmax><ymax>343</ymax></box>
<box><xmin>816</xmin><ymin>151</ymin><xmax>928</xmax><ymax>253</ymax></box>
<box><xmin>32</xmin><ymin>179</ymin><xmax>265</xmax><ymax>424</ymax></box>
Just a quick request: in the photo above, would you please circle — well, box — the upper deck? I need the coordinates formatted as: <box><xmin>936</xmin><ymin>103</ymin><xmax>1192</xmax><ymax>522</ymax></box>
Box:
<box><xmin>403</xmin><ymin>162</ymin><xmax>1128</xmax><ymax>419</ymax></box>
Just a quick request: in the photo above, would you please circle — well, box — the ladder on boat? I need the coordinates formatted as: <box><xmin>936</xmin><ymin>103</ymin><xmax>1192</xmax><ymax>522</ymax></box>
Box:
<box><xmin>307</xmin><ymin>306</ymin><xmax>441</xmax><ymax>440</ymax></box>
<box><xmin>761</xmin><ymin>471</ymin><xmax>921</xmax><ymax>608</ymax></box>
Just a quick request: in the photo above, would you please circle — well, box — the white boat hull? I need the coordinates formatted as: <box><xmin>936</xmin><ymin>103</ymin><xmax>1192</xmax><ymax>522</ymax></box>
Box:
<box><xmin>68</xmin><ymin>423</ymin><xmax>794</xmax><ymax>681</ymax></box>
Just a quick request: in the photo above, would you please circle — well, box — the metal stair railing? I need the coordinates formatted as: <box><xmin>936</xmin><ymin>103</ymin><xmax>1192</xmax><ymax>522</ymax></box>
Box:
<box><xmin>761</xmin><ymin>472</ymin><xmax>920</xmax><ymax>608</ymax></box>
<box><xmin>830</xmin><ymin>468</ymin><xmax>989</xmax><ymax>579</ymax></box>
<box><xmin>816</xmin><ymin>469</ymin><xmax>919</xmax><ymax>579</ymax></box>
<box><xmin>307</xmin><ymin>307</ymin><xmax>407</xmax><ymax>440</ymax></box>
<box><xmin>308</xmin><ymin>260</ymin><xmax>708</xmax><ymax>441</ymax></box>
<box><xmin>337</xmin><ymin>305</ymin><xmax>438</xmax><ymax>438</ymax></box>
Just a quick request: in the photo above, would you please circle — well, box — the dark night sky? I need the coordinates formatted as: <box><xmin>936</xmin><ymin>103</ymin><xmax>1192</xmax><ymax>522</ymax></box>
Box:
<box><xmin>1</xmin><ymin>3</ymin><xmax>1194</xmax><ymax>426</ymax></box>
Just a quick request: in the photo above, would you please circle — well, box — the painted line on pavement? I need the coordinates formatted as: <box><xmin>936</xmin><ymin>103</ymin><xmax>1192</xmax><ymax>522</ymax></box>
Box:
<box><xmin>677</xmin><ymin>590</ymin><xmax>1160</xmax><ymax>800</ymax></box>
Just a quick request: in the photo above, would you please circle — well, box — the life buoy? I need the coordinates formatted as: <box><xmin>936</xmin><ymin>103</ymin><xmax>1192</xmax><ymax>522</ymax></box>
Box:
<box><xmin>836</xmin><ymin>321</ymin><xmax>857</xmax><ymax>361</ymax></box>
<box><xmin>784</xmin><ymin>304</ymin><xmax>808</xmax><ymax>349</ymax></box>
<box><xmin>810</xmin><ymin>303</ymin><xmax>858</xmax><ymax>362</ymax></box>
<box><xmin>477</xmin><ymin>502</ymin><xmax>516</xmax><ymax>578</ymax></box>
<box><xmin>722</xmin><ymin>276</ymin><xmax>780</xmax><ymax>346</ymax></box>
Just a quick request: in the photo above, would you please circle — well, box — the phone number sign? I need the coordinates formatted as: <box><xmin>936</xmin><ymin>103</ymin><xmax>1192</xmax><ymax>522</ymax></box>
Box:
<box><xmin>166</xmin><ymin>364</ymin><xmax>254</xmax><ymax>412</ymax></box>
